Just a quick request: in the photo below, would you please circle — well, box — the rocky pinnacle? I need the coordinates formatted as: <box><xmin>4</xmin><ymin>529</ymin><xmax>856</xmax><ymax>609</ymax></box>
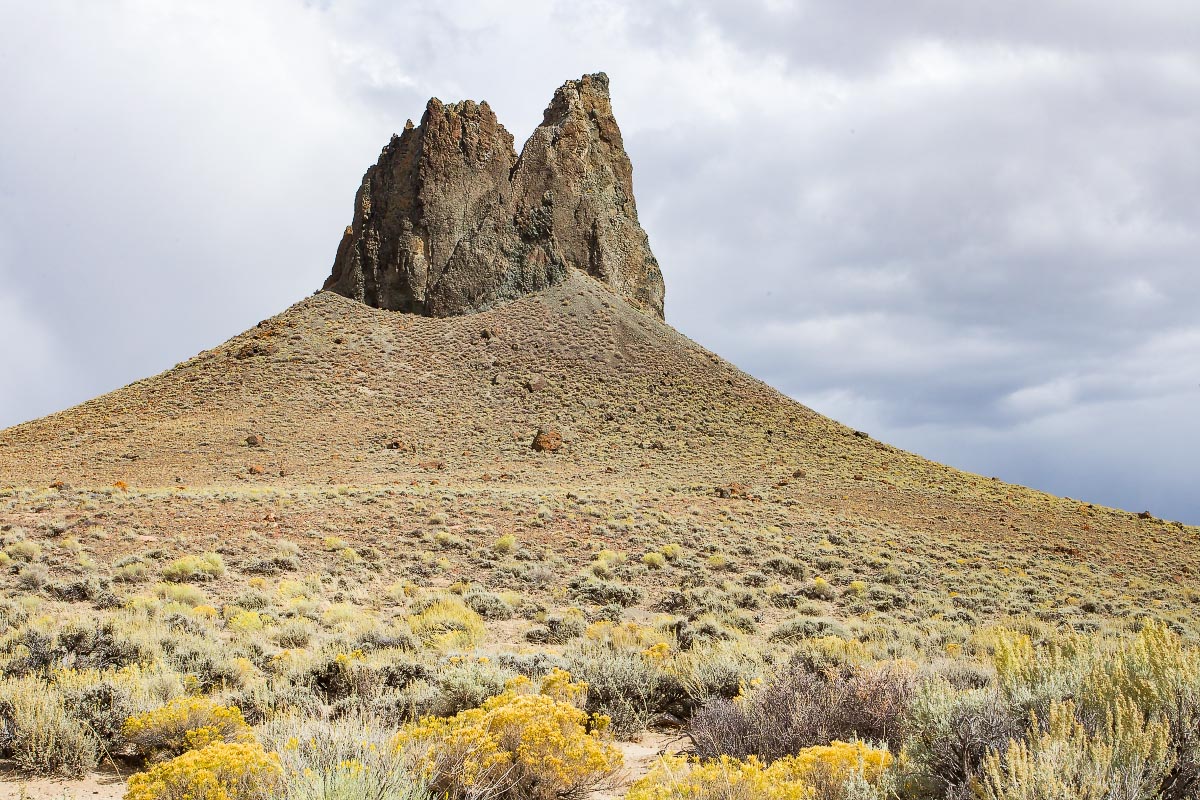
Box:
<box><xmin>322</xmin><ymin>73</ymin><xmax>666</xmax><ymax>319</ymax></box>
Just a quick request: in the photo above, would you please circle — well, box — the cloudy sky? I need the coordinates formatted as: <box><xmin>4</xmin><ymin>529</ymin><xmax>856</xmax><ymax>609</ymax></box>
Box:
<box><xmin>2</xmin><ymin>1</ymin><xmax>1197</xmax><ymax>522</ymax></box>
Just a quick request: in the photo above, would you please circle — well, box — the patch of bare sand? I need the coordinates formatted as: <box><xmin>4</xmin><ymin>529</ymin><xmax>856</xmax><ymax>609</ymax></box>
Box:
<box><xmin>593</xmin><ymin>731</ymin><xmax>686</xmax><ymax>800</ymax></box>
<box><xmin>0</xmin><ymin>764</ymin><xmax>124</xmax><ymax>800</ymax></box>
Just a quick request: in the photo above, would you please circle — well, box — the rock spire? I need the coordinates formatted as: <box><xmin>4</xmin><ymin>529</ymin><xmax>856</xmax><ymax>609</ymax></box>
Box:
<box><xmin>323</xmin><ymin>73</ymin><xmax>665</xmax><ymax>318</ymax></box>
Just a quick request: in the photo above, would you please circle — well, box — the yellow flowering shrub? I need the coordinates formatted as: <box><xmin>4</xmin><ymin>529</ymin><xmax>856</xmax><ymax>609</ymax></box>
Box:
<box><xmin>124</xmin><ymin>741</ymin><xmax>281</xmax><ymax>800</ymax></box>
<box><xmin>408</xmin><ymin>595</ymin><xmax>485</xmax><ymax>650</ymax></box>
<box><xmin>122</xmin><ymin>697</ymin><xmax>252</xmax><ymax>760</ymax></box>
<box><xmin>627</xmin><ymin>741</ymin><xmax>893</xmax><ymax>800</ymax></box>
<box><xmin>227</xmin><ymin>610</ymin><xmax>265</xmax><ymax>632</ymax></box>
<box><xmin>395</xmin><ymin>669</ymin><xmax>621</xmax><ymax>800</ymax></box>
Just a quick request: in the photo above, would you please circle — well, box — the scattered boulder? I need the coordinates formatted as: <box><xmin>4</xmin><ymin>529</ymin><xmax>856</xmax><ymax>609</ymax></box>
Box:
<box><xmin>247</xmin><ymin>465</ymin><xmax>265</xmax><ymax>475</ymax></box>
<box><xmin>246</xmin><ymin>434</ymin><xmax>264</xmax><ymax>447</ymax></box>
<box><xmin>234</xmin><ymin>341</ymin><xmax>276</xmax><ymax>359</ymax></box>
<box><xmin>532</xmin><ymin>428</ymin><xmax>563</xmax><ymax>453</ymax></box>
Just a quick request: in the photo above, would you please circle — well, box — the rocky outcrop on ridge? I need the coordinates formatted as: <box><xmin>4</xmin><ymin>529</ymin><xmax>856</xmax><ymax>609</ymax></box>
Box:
<box><xmin>323</xmin><ymin>72</ymin><xmax>666</xmax><ymax>318</ymax></box>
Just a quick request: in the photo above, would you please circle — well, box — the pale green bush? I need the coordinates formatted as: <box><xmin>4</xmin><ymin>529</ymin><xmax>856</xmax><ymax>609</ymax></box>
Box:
<box><xmin>162</xmin><ymin>552</ymin><xmax>226</xmax><ymax>583</ymax></box>
<box><xmin>261</xmin><ymin>713</ymin><xmax>426</xmax><ymax>800</ymax></box>
<box><xmin>977</xmin><ymin>699</ymin><xmax>1171</xmax><ymax>800</ymax></box>
<box><xmin>0</xmin><ymin>676</ymin><xmax>98</xmax><ymax>777</ymax></box>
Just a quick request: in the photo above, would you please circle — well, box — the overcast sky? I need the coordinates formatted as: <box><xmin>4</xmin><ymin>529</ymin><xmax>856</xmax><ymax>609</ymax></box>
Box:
<box><xmin>2</xmin><ymin>1</ymin><xmax>1197</xmax><ymax>523</ymax></box>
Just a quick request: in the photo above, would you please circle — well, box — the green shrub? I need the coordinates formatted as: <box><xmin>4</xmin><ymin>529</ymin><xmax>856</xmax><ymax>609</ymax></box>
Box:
<box><xmin>261</xmin><ymin>713</ymin><xmax>423</xmax><ymax>800</ymax></box>
<box><xmin>408</xmin><ymin>595</ymin><xmax>485</xmax><ymax>650</ymax></box>
<box><xmin>978</xmin><ymin>699</ymin><xmax>1171</xmax><ymax>800</ymax></box>
<box><xmin>63</xmin><ymin>681</ymin><xmax>135</xmax><ymax>753</ymax></box>
<box><xmin>527</xmin><ymin>611</ymin><xmax>587</xmax><ymax>645</ymax></box>
<box><xmin>464</xmin><ymin>590</ymin><xmax>513</xmax><ymax>620</ymax></box>
<box><xmin>161</xmin><ymin>553</ymin><xmax>225</xmax><ymax>583</ymax></box>
<box><xmin>660</xmin><ymin>544</ymin><xmax>683</xmax><ymax>562</ymax></box>
<box><xmin>46</xmin><ymin>576</ymin><xmax>102</xmax><ymax>602</ymax></box>
<box><xmin>114</xmin><ymin>561</ymin><xmax>150</xmax><ymax>583</ymax></box>
<box><xmin>566</xmin><ymin>642</ymin><xmax>671</xmax><ymax>739</ymax></box>
<box><xmin>569</xmin><ymin>576</ymin><xmax>642</xmax><ymax>607</ymax></box>
<box><xmin>802</xmin><ymin>577</ymin><xmax>837</xmax><ymax>602</ymax></box>
<box><xmin>768</xmin><ymin>617</ymin><xmax>848</xmax><ymax>644</ymax></box>
<box><xmin>642</xmin><ymin>552</ymin><xmax>667</xmax><ymax>570</ymax></box>
<box><xmin>429</xmin><ymin>658</ymin><xmax>515</xmax><ymax>717</ymax></box>
<box><xmin>244</xmin><ymin>554</ymin><xmax>299</xmax><ymax>575</ymax></box>
<box><xmin>764</xmin><ymin>554</ymin><xmax>805</xmax><ymax>578</ymax></box>
<box><xmin>16</xmin><ymin>564</ymin><xmax>48</xmax><ymax>590</ymax></box>
<box><xmin>902</xmin><ymin>681</ymin><xmax>1022</xmax><ymax>795</ymax></box>
<box><xmin>4</xmin><ymin>540</ymin><xmax>42</xmax><ymax>562</ymax></box>
<box><xmin>154</xmin><ymin>582</ymin><xmax>208</xmax><ymax>606</ymax></box>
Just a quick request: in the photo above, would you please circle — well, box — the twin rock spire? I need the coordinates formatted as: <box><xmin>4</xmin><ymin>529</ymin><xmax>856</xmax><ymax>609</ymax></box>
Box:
<box><xmin>323</xmin><ymin>73</ymin><xmax>666</xmax><ymax>319</ymax></box>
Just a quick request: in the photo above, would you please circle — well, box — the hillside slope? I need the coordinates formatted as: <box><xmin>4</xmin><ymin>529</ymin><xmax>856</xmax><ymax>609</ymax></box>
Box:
<box><xmin>2</xmin><ymin>269</ymin><xmax>1195</xmax><ymax>599</ymax></box>
<box><xmin>3</xmin><ymin>270</ymin><xmax>918</xmax><ymax>492</ymax></box>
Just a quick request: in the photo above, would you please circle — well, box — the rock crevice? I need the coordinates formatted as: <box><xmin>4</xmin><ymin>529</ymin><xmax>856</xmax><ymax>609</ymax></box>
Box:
<box><xmin>323</xmin><ymin>73</ymin><xmax>665</xmax><ymax>318</ymax></box>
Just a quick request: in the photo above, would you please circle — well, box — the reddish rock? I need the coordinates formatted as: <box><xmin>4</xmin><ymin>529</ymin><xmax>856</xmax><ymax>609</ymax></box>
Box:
<box><xmin>532</xmin><ymin>428</ymin><xmax>563</xmax><ymax>452</ymax></box>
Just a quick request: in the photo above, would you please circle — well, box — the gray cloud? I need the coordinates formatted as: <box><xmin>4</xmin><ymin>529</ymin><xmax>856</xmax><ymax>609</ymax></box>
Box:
<box><xmin>1</xmin><ymin>0</ymin><xmax>1197</xmax><ymax>522</ymax></box>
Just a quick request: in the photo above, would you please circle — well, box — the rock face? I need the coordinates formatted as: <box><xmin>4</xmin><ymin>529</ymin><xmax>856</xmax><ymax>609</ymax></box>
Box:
<box><xmin>323</xmin><ymin>73</ymin><xmax>665</xmax><ymax>318</ymax></box>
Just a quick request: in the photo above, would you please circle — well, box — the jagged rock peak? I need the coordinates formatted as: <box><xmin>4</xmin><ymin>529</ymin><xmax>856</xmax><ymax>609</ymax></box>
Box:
<box><xmin>323</xmin><ymin>73</ymin><xmax>666</xmax><ymax>319</ymax></box>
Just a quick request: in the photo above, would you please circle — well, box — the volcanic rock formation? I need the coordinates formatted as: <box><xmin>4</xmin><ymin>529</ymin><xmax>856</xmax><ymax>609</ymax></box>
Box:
<box><xmin>323</xmin><ymin>72</ymin><xmax>666</xmax><ymax>318</ymax></box>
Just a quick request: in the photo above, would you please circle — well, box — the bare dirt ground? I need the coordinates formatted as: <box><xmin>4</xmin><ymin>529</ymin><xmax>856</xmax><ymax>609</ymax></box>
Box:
<box><xmin>0</xmin><ymin>764</ymin><xmax>125</xmax><ymax>799</ymax></box>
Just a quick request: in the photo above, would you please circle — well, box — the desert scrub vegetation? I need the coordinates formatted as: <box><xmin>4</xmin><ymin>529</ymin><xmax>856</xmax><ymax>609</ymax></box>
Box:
<box><xmin>3</xmin><ymin>486</ymin><xmax>1200</xmax><ymax>798</ymax></box>
<box><xmin>900</xmin><ymin>622</ymin><xmax>1200</xmax><ymax>799</ymax></box>
<box><xmin>688</xmin><ymin>660</ymin><xmax>915</xmax><ymax>759</ymax></box>
<box><xmin>0</xmin><ymin>673</ymin><xmax>100</xmax><ymax>776</ymax></box>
